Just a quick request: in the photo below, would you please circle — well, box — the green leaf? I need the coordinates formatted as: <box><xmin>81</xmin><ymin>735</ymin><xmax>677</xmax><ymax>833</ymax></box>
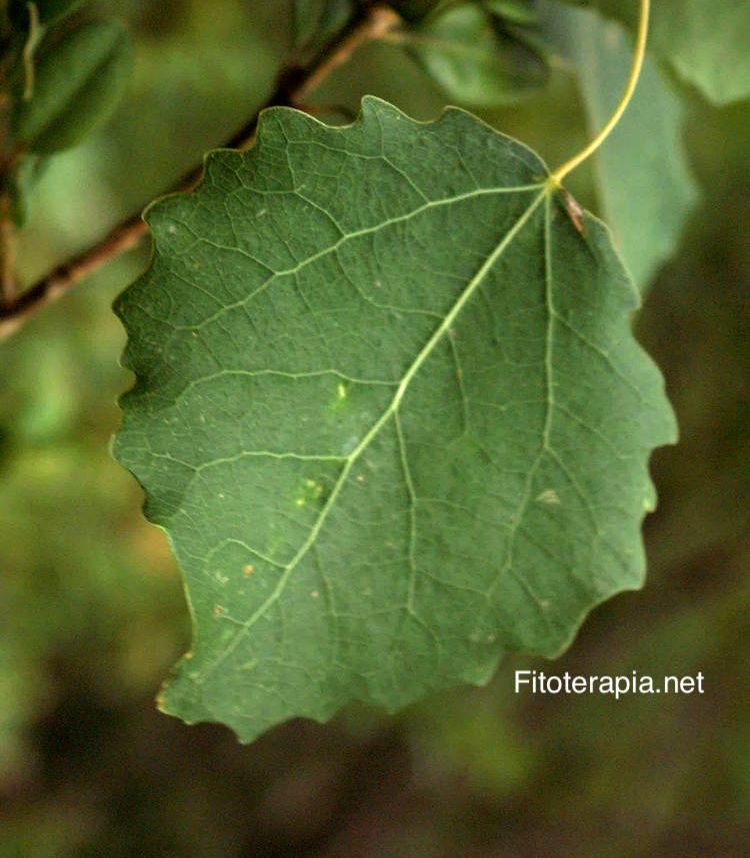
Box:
<box><xmin>405</xmin><ymin>3</ymin><xmax>548</xmax><ymax>106</ymax></box>
<box><xmin>17</xmin><ymin>0</ymin><xmax>44</xmax><ymax>101</ymax></box>
<box><xmin>389</xmin><ymin>0</ymin><xmax>443</xmax><ymax>22</ymax></box>
<box><xmin>482</xmin><ymin>0</ymin><xmax>538</xmax><ymax>25</ymax></box>
<box><xmin>292</xmin><ymin>0</ymin><xmax>353</xmax><ymax>50</ymax></box>
<box><xmin>5</xmin><ymin>154</ymin><xmax>49</xmax><ymax>226</ymax></box>
<box><xmin>548</xmin><ymin>3</ymin><xmax>699</xmax><ymax>289</ymax></box>
<box><xmin>563</xmin><ymin>0</ymin><xmax>750</xmax><ymax>106</ymax></box>
<box><xmin>12</xmin><ymin>19</ymin><xmax>133</xmax><ymax>153</ymax></box>
<box><xmin>9</xmin><ymin>0</ymin><xmax>83</xmax><ymax>28</ymax></box>
<box><xmin>114</xmin><ymin>97</ymin><xmax>675</xmax><ymax>741</ymax></box>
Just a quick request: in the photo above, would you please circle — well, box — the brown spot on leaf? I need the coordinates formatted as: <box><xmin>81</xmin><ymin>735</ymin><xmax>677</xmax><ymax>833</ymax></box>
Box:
<box><xmin>562</xmin><ymin>188</ymin><xmax>586</xmax><ymax>235</ymax></box>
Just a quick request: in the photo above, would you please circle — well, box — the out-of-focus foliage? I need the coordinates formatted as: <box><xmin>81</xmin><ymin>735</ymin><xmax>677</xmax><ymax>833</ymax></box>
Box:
<box><xmin>563</xmin><ymin>0</ymin><xmax>750</xmax><ymax>106</ymax></box>
<box><xmin>0</xmin><ymin>1</ymin><xmax>748</xmax><ymax>855</ymax></box>
<box><xmin>1</xmin><ymin>0</ymin><xmax>133</xmax><ymax>228</ymax></box>
<box><xmin>403</xmin><ymin>1</ymin><xmax>548</xmax><ymax>106</ymax></box>
<box><xmin>292</xmin><ymin>0</ymin><xmax>352</xmax><ymax>56</ymax></box>
<box><xmin>546</xmin><ymin>2</ymin><xmax>698</xmax><ymax>289</ymax></box>
<box><xmin>12</xmin><ymin>19</ymin><xmax>133</xmax><ymax>153</ymax></box>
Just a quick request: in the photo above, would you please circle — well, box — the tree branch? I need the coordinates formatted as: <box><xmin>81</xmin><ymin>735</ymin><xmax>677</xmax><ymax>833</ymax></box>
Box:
<box><xmin>0</xmin><ymin>203</ymin><xmax>16</xmax><ymax>303</ymax></box>
<box><xmin>0</xmin><ymin>3</ymin><xmax>400</xmax><ymax>339</ymax></box>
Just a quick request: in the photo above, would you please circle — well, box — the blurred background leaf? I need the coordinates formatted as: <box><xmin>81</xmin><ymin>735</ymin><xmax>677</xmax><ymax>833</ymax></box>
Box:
<box><xmin>12</xmin><ymin>19</ymin><xmax>134</xmax><ymax>153</ymax></box>
<box><xmin>560</xmin><ymin>0</ymin><xmax>750</xmax><ymax>106</ymax></box>
<box><xmin>544</xmin><ymin>0</ymin><xmax>699</xmax><ymax>289</ymax></box>
<box><xmin>292</xmin><ymin>0</ymin><xmax>353</xmax><ymax>56</ymax></box>
<box><xmin>389</xmin><ymin>1</ymin><xmax>548</xmax><ymax>107</ymax></box>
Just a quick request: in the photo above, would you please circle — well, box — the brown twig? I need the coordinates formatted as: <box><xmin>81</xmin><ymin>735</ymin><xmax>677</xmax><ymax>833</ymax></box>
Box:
<box><xmin>0</xmin><ymin>199</ymin><xmax>16</xmax><ymax>302</ymax></box>
<box><xmin>0</xmin><ymin>3</ymin><xmax>400</xmax><ymax>339</ymax></box>
<box><xmin>294</xmin><ymin>4</ymin><xmax>400</xmax><ymax>104</ymax></box>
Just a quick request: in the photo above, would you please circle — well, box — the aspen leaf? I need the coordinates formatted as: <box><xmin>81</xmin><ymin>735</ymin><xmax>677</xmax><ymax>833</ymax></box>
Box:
<box><xmin>292</xmin><ymin>0</ymin><xmax>353</xmax><ymax>50</ymax></box>
<box><xmin>114</xmin><ymin>98</ymin><xmax>675</xmax><ymax>741</ymax></box>
<box><xmin>563</xmin><ymin>0</ymin><xmax>750</xmax><ymax>106</ymax></box>
<box><xmin>12</xmin><ymin>19</ymin><xmax>133</xmax><ymax>153</ymax></box>
<box><xmin>548</xmin><ymin>3</ymin><xmax>698</xmax><ymax>288</ymax></box>
<box><xmin>390</xmin><ymin>0</ymin><xmax>442</xmax><ymax>22</ymax></box>
<box><xmin>483</xmin><ymin>0</ymin><xmax>538</xmax><ymax>25</ymax></box>
<box><xmin>406</xmin><ymin>3</ymin><xmax>548</xmax><ymax>106</ymax></box>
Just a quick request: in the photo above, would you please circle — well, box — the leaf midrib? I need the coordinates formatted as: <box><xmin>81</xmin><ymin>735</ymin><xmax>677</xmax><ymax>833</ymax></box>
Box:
<box><xmin>195</xmin><ymin>185</ymin><xmax>550</xmax><ymax>683</ymax></box>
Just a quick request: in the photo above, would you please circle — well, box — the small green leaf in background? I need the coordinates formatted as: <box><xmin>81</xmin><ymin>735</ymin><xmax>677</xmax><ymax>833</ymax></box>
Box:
<box><xmin>547</xmin><ymin>2</ymin><xmax>698</xmax><ymax>289</ymax></box>
<box><xmin>389</xmin><ymin>0</ymin><xmax>443</xmax><ymax>23</ymax></box>
<box><xmin>12</xmin><ymin>18</ymin><xmax>133</xmax><ymax>153</ymax></box>
<box><xmin>564</xmin><ymin>0</ymin><xmax>750</xmax><ymax>106</ymax></box>
<box><xmin>402</xmin><ymin>2</ymin><xmax>548</xmax><ymax>106</ymax></box>
<box><xmin>482</xmin><ymin>0</ymin><xmax>538</xmax><ymax>26</ymax></box>
<box><xmin>5</xmin><ymin>154</ymin><xmax>49</xmax><ymax>225</ymax></box>
<box><xmin>9</xmin><ymin>0</ymin><xmax>83</xmax><ymax>28</ymax></box>
<box><xmin>292</xmin><ymin>0</ymin><xmax>353</xmax><ymax>51</ymax></box>
<box><xmin>115</xmin><ymin>97</ymin><xmax>675</xmax><ymax>741</ymax></box>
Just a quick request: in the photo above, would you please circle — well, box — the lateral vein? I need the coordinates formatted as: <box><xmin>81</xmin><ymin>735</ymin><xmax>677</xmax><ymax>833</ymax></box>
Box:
<box><xmin>198</xmin><ymin>187</ymin><xmax>548</xmax><ymax>681</ymax></box>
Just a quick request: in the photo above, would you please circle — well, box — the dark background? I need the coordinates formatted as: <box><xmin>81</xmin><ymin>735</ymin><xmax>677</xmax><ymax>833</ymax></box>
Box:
<box><xmin>1</xmin><ymin>2</ymin><xmax>748</xmax><ymax>855</ymax></box>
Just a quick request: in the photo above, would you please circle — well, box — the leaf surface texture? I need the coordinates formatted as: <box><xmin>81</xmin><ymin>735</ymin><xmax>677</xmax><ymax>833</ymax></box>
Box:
<box><xmin>115</xmin><ymin>98</ymin><xmax>675</xmax><ymax>740</ymax></box>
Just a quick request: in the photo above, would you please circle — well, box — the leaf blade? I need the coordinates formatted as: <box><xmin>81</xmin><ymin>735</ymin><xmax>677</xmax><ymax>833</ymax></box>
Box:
<box><xmin>114</xmin><ymin>98</ymin><xmax>675</xmax><ymax>740</ymax></box>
